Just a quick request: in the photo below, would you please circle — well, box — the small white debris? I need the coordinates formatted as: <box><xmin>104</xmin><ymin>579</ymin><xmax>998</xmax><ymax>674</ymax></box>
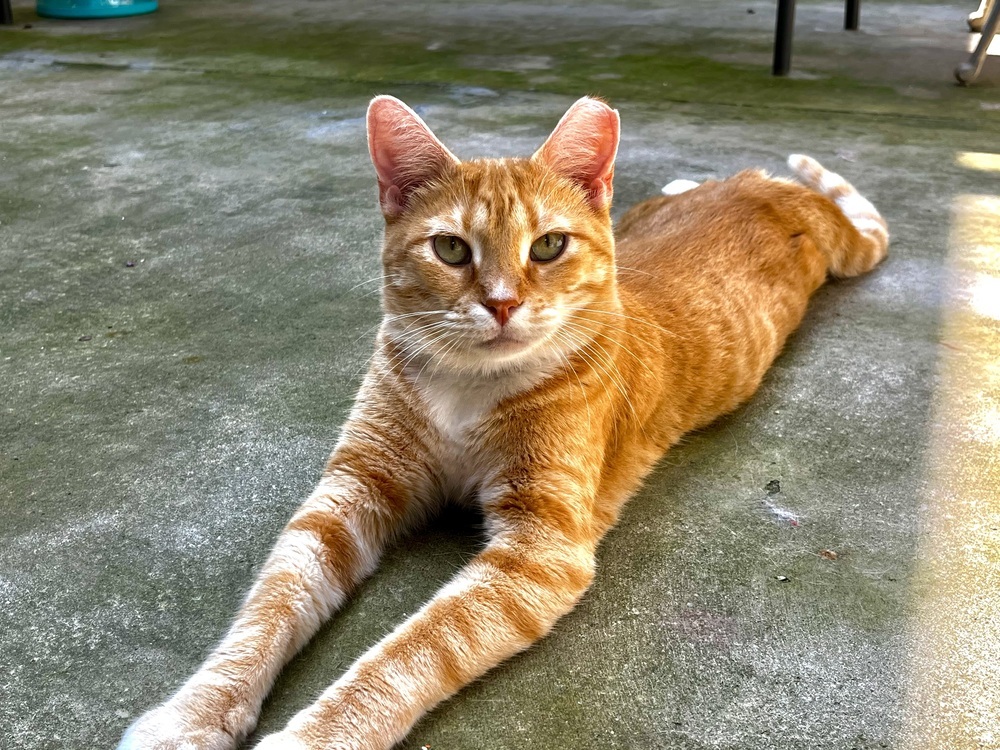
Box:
<box><xmin>661</xmin><ymin>179</ymin><xmax>700</xmax><ymax>196</ymax></box>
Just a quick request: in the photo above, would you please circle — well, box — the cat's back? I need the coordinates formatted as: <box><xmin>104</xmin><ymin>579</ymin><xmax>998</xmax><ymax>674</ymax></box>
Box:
<box><xmin>615</xmin><ymin>171</ymin><xmax>789</xmax><ymax>266</ymax></box>
<box><xmin>612</xmin><ymin>170</ymin><xmax>823</xmax><ymax>305</ymax></box>
<box><xmin>609</xmin><ymin>169</ymin><xmax>833</xmax><ymax>432</ymax></box>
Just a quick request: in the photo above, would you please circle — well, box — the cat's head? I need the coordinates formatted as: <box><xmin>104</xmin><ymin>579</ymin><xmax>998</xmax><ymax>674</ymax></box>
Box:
<box><xmin>367</xmin><ymin>95</ymin><xmax>620</xmax><ymax>376</ymax></box>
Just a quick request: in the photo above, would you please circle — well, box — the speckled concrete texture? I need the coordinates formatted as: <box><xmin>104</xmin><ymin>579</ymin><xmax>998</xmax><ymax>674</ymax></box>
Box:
<box><xmin>1</xmin><ymin>2</ymin><xmax>998</xmax><ymax>749</ymax></box>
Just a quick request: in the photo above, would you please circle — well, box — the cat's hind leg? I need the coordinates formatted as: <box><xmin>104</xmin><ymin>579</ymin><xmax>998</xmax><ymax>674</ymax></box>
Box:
<box><xmin>118</xmin><ymin>412</ymin><xmax>434</xmax><ymax>750</ymax></box>
<box><xmin>787</xmin><ymin>154</ymin><xmax>889</xmax><ymax>277</ymax></box>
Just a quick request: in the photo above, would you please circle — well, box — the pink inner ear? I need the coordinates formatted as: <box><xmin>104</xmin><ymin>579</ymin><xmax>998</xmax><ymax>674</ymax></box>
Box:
<box><xmin>367</xmin><ymin>96</ymin><xmax>459</xmax><ymax>218</ymax></box>
<box><xmin>533</xmin><ymin>98</ymin><xmax>620</xmax><ymax>212</ymax></box>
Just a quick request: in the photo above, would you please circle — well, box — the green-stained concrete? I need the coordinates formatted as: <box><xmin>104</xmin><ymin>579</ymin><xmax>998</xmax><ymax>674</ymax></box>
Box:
<box><xmin>2</xmin><ymin>2</ymin><xmax>999</xmax><ymax>749</ymax></box>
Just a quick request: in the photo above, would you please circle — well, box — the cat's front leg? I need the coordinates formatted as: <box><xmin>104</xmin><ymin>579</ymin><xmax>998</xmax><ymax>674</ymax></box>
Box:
<box><xmin>253</xmin><ymin>493</ymin><xmax>598</xmax><ymax>750</ymax></box>
<box><xmin>118</xmin><ymin>423</ymin><xmax>432</xmax><ymax>750</ymax></box>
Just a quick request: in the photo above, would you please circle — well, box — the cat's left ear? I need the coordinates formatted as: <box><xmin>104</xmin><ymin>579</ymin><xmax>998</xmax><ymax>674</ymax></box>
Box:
<box><xmin>367</xmin><ymin>95</ymin><xmax>460</xmax><ymax>219</ymax></box>
<box><xmin>532</xmin><ymin>97</ymin><xmax>620</xmax><ymax>213</ymax></box>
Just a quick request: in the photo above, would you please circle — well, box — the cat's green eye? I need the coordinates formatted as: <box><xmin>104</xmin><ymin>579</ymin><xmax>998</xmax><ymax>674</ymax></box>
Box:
<box><xmin>432</xmin><ymin>235</ymin><xmax>472</xmax><ymax>266</ymax></box>
<box><xmin>530</xmin><ymin>232</ymin><xmax>567</xmax><ymax>262</ymax></box>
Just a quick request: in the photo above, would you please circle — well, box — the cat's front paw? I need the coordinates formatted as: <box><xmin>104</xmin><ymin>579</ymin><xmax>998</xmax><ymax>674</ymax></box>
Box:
<box><xmin>253</xmin><ymin>732</ymin><xmax>311</xmax><ymax>750</ymax></box>
<box><xmin>116</xmin><ymin>695</ymin><xmax>247</xmax><ymax>750</ymax></box>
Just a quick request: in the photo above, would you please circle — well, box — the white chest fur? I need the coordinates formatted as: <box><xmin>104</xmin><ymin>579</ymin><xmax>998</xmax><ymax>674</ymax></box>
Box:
<box><xmin>417</xmin><ymin>374</ymin><xmax>509</xmax><ymax>444</ymax></box>
<box><xmin>413</xmin><ymin>364</ymin><xmax>553</xmax><ymax>501</ymax></box>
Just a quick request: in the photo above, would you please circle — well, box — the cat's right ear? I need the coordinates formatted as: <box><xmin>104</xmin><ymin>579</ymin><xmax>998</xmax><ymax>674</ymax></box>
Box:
<box><xmin>367</xmin><ymin>96</ymin><xmax>460</xmax><ymax>219</ymax></box>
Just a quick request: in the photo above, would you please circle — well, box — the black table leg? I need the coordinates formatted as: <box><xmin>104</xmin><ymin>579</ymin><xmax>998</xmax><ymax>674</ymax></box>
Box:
<box><xmin>1</xmin><ymin>0</ymin><xmax>14</xmax><ymax>25</ymax></box>
<box><xmin>773</xmin><ymin>0</ymin><xmax>796</xmax><ymax>76</ymax></box>
<box><xmin>845</xmin><ymin>0</ymin><xmax>860</xmax><ymax>30</ymax></box>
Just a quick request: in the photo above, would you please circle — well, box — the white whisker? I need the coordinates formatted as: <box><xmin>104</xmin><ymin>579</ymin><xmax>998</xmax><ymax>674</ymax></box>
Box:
<box><xmin>562</xmin><ymin>319</ymin><xmax>656</xmax><ymax>378</ymax></box>
<box><xmin>563</xmin><ymin>306</ymin><xmax>689</xmax><ymax>341</ymax></box>
<box><xmin>344</xmin><ymin>273</ymin><xmax>404</xmax><ymax>294</ymax></box>
<box><xmin>615</xmin><ymin>264</ymin><xmax>655</xmax><ymax>278</ymax></box>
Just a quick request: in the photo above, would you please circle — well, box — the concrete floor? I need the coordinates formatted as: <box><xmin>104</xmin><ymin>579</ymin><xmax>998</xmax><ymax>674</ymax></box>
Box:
<box><xmin>2</xmin><ymin>1</ymin><xmax>999</xmax><ymax>748</ymax></box>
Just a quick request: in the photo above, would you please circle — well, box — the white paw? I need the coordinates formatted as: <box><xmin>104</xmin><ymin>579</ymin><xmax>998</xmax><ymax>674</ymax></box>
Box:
<box><xmin>787</xmin><ymin>153</ymin><xmax>824</xmax><ymax>188</ymax></box>
<box><xmin>116</xmin><ymin>700</ymin><xmax>239</xmax><ymax>750</ymax></box>
<box><xmin>253</xmin><ymin>732</ymin><xmax>311</xmax><ymax>750</ymax></box>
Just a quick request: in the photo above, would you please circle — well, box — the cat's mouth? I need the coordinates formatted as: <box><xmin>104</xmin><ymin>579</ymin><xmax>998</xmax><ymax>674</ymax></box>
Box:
<box><xmin>480</xmin><ymin>330</ymin><xmax>530</xmax><ymax>352</ymax></box>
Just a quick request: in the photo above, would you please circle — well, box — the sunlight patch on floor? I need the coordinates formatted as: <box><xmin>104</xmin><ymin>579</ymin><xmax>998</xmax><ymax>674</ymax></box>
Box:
<box><xmin>899</xmin><ymin>192</ymin><xmax>1000</xmax><ymax>749</ymax></box>
<box><xmin>966</xmin><ymin>32</ymin><xmax>1000</xmax><ymax>56</ymax></box>
<box><xmin>956</xmin><ymin>151</ymin><xmax>1000</xmax><ymax>173</ymax></box>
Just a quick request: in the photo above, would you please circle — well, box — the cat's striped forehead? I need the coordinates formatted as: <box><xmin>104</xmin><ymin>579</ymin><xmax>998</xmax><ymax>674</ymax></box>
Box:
<box><xmin>418</xmin><ymin>159</ymin><xmax>582</xmax><ymax>249</ymax></box>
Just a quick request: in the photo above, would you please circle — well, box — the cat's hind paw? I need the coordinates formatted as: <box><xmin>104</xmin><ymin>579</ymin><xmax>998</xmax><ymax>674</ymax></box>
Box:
<box><xmin>788</xmin><ymin>154</ymin><xmax>837</xmax><ymax>194</ymax></box>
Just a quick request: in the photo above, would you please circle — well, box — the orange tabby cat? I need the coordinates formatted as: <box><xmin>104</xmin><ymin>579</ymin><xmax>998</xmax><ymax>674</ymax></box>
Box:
<box><xmin>118</xmin><ymin>96</ymin><xmax>888</xmax><ymax>750</ymax></box>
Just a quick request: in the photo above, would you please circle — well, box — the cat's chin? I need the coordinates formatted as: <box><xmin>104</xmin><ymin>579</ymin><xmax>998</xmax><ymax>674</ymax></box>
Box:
<box><xmin>479</xmin><ymin>334</ymin><xmax>530</xmax><ymax>353</ymax></box>
<box><xmin>428</xmin><ymin>335</ymin><xmax>550</xmax><ymax>376</ymax></box>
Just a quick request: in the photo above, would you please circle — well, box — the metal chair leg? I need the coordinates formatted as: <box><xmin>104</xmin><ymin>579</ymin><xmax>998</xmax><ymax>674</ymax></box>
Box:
<box><xmin>845</xmin><ymin>0</ymin><xmax>860</xmax><ymax>31</ymax></box>
<box><xmin>773</xmin><ymin>0</ymin><xmax>796</xmax><ymax>76</ymax></box>
<box><xmin>957</xmin><ymin>0</ymin><xmax>1000</xmax><ymax>83</ymax></box>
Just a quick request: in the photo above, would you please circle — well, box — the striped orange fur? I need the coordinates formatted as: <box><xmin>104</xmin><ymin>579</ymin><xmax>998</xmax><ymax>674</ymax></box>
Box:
<box><xmin>118</xmin><ymin>97</ymin><xmax>888</xmax><ymax>750</ymax></box>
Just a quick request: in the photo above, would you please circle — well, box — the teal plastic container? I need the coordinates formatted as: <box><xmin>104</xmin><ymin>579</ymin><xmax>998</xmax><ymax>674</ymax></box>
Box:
<box><xmin>37</xmin><ymin>0</ymin><xmax>158</xmax><ymax>19</ymax></box>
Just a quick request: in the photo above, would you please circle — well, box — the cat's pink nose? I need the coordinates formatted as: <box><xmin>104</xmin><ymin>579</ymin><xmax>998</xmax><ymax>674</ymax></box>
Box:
<box><xmin>483</xmin><ymin>297</ymin><xmax>521</xmax><ymax>327</ymax></box>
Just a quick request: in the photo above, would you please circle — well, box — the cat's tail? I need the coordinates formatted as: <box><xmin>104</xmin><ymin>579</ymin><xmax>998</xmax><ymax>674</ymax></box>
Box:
<box><xmin>787</xmin><ymin>154</ymin><xmax>889</xmax><ymax>278</ymax></box>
